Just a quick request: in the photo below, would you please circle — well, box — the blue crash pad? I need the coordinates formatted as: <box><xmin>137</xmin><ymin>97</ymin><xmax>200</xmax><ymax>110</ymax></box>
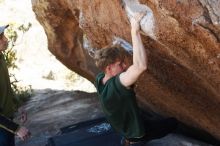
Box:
<box><xmin>46</xmin><ymin>117</ymin><xmax>220</xmax><ymax>146</ymax></box>
<box><xmin>46</xmin><ymin>118</ymin><xmax>122</xmax><ymax>146</ymax></box>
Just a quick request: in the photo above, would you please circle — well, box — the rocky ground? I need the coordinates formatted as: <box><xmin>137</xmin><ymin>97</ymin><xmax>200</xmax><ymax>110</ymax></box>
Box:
<box><xmin>15</xmin><ymin>89</ymin><xmax>103</xmax><ymax>146</ymax></box>
<box><xmin>14</xmin><ymin>89</ymin><xmax>215</xmax><ymax>146</ymax></box>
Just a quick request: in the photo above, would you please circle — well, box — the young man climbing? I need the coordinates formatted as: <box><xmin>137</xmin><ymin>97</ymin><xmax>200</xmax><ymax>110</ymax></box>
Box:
<box><xmin>94</xmin><ymin>13</ymin><xmax>177</xmax><ymax>146</ymax></box>
<box><xmin>0</xmin><ymin>25</ymin><xmax>30</xmax><ymax>146</ymax></box>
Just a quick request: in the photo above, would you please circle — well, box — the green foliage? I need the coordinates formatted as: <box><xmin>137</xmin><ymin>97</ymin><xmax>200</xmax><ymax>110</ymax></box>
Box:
<box><xmin>3</xmin><ymin>23</ymin><xmax>33</xmax><ymax>106</ymax></box>
<box><xmin>3</xmin><ymin>25</ymin><xmax>18</xmax><ymax>69</ymax></box>
<box><xmin>65</xmin><ymin>71</ymin><xmax>80</xmax><ymax>82</ymax></box>
<box><xmin>10</xmin><ymin>74</ymin><xmax>33</xmax><ymax>107</ymax></box>
<box><xmin>18</xmin><ymin>23</ymin><xmax>32</xmax><ymax>33</ymax></box>
<box><xmin>43</xmin><ymin>71</ymin><xmax>55</xmax><ymax>80</ymax></box>
<box><xmin>3</xmin><ymin>48</ymin><xmax>17</xmax><ymax>69</ymax></box>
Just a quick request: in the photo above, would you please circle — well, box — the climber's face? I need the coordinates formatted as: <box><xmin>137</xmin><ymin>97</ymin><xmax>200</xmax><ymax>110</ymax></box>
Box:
<box><xmin>0</xmin><ymin>34</ymin><xmax>8</xmax><ymax>52</ymax></box>
<box><xmin>107</xmin><ymin>60</ymin><xmax>127</xmax><ymax>76</ymax></box>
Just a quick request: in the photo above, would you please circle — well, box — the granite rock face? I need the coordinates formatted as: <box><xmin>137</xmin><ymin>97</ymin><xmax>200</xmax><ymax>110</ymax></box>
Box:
<box><xmin>32</xmin><ymin>0</ymin><xmax>220</xmax><ymax>139</ymax></box>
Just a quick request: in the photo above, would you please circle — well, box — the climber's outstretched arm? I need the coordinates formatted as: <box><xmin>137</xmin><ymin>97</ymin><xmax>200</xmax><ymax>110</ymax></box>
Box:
<box><xmin>120</xmin><ymin>13</ymin><xmax>147</xmax><ymax>87</ymax></box>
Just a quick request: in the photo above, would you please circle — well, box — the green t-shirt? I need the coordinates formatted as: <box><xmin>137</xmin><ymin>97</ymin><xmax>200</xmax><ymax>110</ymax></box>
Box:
<box><xmin>95</xmin><ymin>72</ymin><xmax>145</xmax><ymax>139</ymax></box>
<box><xmin>0</xmin><ymin>53</ymin><xmax>17</xmax><ymax>118</ymax></box>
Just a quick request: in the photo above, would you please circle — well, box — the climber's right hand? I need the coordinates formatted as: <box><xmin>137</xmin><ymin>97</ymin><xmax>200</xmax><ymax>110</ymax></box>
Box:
<box><xmin>130</xmin><ymin>12</ymin><xmax>145</xmax><ymax>32</ymax></box>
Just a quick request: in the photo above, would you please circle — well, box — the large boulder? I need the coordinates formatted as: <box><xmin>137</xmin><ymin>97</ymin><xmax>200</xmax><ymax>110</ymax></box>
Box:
<box><xmin>32</xmin><ymin>0</ymin><xmax>220</xmax><ymax>140</ymax></box>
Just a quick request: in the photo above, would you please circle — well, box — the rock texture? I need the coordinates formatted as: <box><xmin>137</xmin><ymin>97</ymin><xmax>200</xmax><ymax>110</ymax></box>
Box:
<box><xmin>32</xmin><ymin>0</ymin><xmax>220</xmax><ymax>140</ymax></box>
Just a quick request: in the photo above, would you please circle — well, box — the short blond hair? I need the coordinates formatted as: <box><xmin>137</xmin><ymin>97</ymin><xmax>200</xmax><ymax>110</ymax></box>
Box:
<box><xmin>94</xmin><ymin>45</ymin><xmax>127</xmax><ymax>71</ymax></box>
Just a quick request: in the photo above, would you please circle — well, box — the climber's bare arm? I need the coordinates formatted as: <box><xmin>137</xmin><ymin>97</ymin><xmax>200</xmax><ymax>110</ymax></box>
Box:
<box><xmin>120</xmin><ymin>13</ymin><xmax>147</xmax><ymax>87</ymax></box>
